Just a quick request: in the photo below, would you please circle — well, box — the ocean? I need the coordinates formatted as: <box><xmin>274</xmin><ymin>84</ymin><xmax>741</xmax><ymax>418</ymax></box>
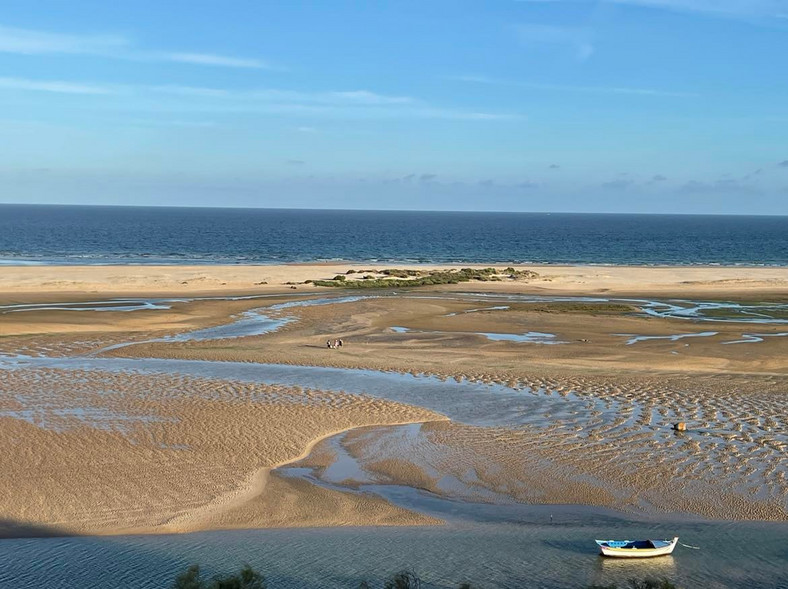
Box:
<box><xmin>1</xmin><ymin>204</ymin><xmax>787</xmax><ymax>266</ymax></box>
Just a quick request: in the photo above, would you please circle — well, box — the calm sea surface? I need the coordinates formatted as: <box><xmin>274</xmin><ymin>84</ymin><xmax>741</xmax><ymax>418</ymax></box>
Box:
<box><xmin>2</xmin><ymin>204</ymin><xmax>788</xmax><ymax>265</ymax></box>
<box><xmin>1</xmin><ymin>520</ymin><xmax>787</xmax><ymax>589</ymax></box>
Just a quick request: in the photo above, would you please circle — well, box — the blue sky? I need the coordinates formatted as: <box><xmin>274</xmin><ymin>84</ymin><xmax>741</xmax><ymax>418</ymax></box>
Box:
<box><xmin>1</xmin><ymin>0</ymin><xmax>787</xmax><ymax>213</ymax></box>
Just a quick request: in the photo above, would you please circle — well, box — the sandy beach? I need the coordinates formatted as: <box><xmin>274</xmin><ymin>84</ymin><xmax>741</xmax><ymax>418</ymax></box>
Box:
<box><xmin>2</xmin><ymin>264</ymin><xmax>787</xmax><ymax>537</ymax></box>
<box><xmin>3</xmin><ymin>263</ymin><xmax>788</xmax><ymax>300</ymax></box>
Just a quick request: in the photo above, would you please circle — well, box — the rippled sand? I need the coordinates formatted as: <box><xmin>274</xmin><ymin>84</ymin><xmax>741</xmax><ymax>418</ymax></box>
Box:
<box><xmin>119</xmin><ymin>294</ymin><xmax>788</xmax><ymax>522</ymax></box>
<box><xmin>0</xmin><ymin>368</ymin><xmax>442</xmax><ymax>536</ymax></box>
<box><xmin>2</xmin><ymin>270</ymin><xmax>788</xmax><ymax>535</ymax></box>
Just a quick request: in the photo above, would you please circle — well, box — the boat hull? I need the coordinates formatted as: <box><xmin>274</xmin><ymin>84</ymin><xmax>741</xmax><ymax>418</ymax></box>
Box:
<box><xmin>596</xmin><ymin>537</ymin><xmax>678</xmax><ymax>558</ymax></box>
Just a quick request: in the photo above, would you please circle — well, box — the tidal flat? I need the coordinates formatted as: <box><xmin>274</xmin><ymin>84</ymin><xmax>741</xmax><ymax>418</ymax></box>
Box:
<box><xmin>1</xmin><ymin>265</ymin><xmax>787</xmax><ymax>587</ymax></box>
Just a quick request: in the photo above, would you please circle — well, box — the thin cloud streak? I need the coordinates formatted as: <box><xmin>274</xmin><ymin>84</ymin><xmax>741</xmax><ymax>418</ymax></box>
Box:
<box><xmin>448</xmin><ymin>74</ymin><xmax>698</xmax><ymax>97</ymax></box>
<box><xmin>0</xmin><ymin>23</ymin><xmax>274</xmax><ymax>69</ymax></box>
<box><xmin>515</xmin><ymin>0</ymin><xmax>787</xmax><ymax>19</ymax></box>
<box><xmin>164</xmin><ymin>52</ymin><xmax>270</xmax><ymax>69</ymax></box>
<box><xmin>0</xmin><ymin>76</ymin><xmax>115</xmax><ymax>95</ymax></box>
<box><xmin>608</xmin><ymin>0</ymin><xmax>786</xmax><ymax>18</ymax></box>
<box><xmin>0</xmin><ymin>76</ymin><xmax>516</xmax><ymax>120</ymax></box>
<box><xmin>0</xmin><ymin>24</ymin><xmax>127</xmax><ymax>55</ymax></box>
<box><xmin>151</xmin><ymin>86</ymin><xmax>415</xmax><ymax>105</ymax></box>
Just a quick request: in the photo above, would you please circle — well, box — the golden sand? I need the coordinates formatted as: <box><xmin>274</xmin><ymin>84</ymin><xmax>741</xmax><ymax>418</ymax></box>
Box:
<box><xmin>1</xmin><ymin>264</ymin><xmax>787</xmax><ymax>536</ymax></box>
<box><xmin>3</xmin><ymin>263</ymin><xmax>788</xmax><ymax>300</ymax></box>
<box><xmin>0</xmin><ymin>368</ymin><xmax>443</xmax><ymax>537</ymax></box>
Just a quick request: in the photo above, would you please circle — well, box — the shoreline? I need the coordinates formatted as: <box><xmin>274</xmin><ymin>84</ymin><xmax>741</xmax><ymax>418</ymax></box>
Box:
<box><xmin>2</xmin><ymin>263</ymin><xmax>788</xmax><ymax>301</ymax></box>
<box><xmin>4</xmin><ymin>258</ymin><xmax>788</xmax><ymax>267</ymax></box>
<box><xmin>3</xmin><ymin>260</ymin><xmax>788</xmax><ymax>268</ymax></box>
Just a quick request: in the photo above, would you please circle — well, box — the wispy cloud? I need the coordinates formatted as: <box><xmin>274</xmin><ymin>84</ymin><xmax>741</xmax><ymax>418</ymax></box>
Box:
<box><xmin>779</xmin><ymin>160</ymin><xmax>788</xmax><ymax>167</ymax></box>
<box><xmin>0</xmin><ymin>24</ymin><xmax>127</xmax><ymax>55</ymax></box>
<box><xmin>0</xmin><ymin>24</ymin><xmax>274</xmax><ymax>69</ymax></box>
<box><xmin>448</xmin><ymin>74</ymin><xmax>697</xmax><ymax>97</ymax></box>
<box><xmin>150</xmin><ymin>85</ymin><xmax>232</xmax><ymax>98</ymax></box>
<box><xmin>647</xmin><ymin>174</ymin><xmax>668</xmax><ymax>184</ymax></box>
<box><xmin>164</xmin><ymin>52</ymin><xmax>270</xmax><ymax>69</ymax></box>
<box><xmin>601</xmin><ymin>178</ymin><xmax>635</xmax><ymax>190</ymax></box>
<box><xmin>329</xmin><ymin>90</ymin><xmax>413</xmax><ymax>105</ymax></box>
<box><xmin>152</xmin><ymin>86</ymin><xmax>415</xmax><ymax>106</ymax></box>
<box><xmin>608</xmin><ymin>0</ymin><xmax>786</xmax><ymax>18</ymax></box>
<box><xmin>148</xmin><ymin>85</ymin><xmax>515</xmax><ymax>119</ymax></box>
<box><xmin>0</xmin><ymin>76</ymin><xmax>114</xmax><ymax>94</ymax></box>
<box><xmin>679</xmin><ymin>178</ymin><xmax>761</xmax><ymax>195</ymax></box>
<box><xmin>514</xmin><ymin>23</ymin><xmax>594</xmax><ymax>60</ymax></box>
<box><xmin>514</xmin><ymin>1</ymin><xmax>787</xmax><ymax>19</ymax></box>
<box><xmin>0</xmin><ymin>75</ymin><xmax>516</xmax><ymax>121</ymax></box>
<box><xmin>127</xmin><ymin>118</ymin><xmax>221</xmax><ymax>128</ymax></box>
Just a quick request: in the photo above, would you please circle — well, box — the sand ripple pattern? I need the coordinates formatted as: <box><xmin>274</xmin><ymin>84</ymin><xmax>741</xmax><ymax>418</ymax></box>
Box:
<box><xmin>0</xmin><ymin>367</ymin><xmax>439</xmax><ymax>535</ymax></box>
<box><xmin>307</xmin><ymin>373</ymin><xmax>788</xmax><ymax>521</ymax></box>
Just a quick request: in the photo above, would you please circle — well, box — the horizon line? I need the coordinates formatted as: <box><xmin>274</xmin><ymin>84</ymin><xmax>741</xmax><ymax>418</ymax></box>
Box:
<box><xmin>1</xmin><ymin>202</ymin><xmax>787</xmax><ymax>218</ymax></box>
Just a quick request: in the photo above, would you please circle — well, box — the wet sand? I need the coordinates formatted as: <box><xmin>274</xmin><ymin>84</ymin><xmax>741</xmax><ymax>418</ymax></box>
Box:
<box><xmin>0</xmin><ymin>367</ymin><xmax>443</xmax><ymax>537</ymax></box>
<box><xmin>1</xmin><ymin>265</ymin><xmax>788</xmax><ymax>536</ymax></box>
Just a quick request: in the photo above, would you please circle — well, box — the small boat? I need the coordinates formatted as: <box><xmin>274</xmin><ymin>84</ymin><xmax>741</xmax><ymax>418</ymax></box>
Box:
<box><xmin>595</xmin><ymin>537</ymin><xmax>679</xmax><ymax>558</ymax></box>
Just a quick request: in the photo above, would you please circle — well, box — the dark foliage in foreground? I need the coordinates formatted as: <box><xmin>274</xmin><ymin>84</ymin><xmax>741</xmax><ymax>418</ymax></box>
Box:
<box><xmin>172</xmin><ymin>564</ymin><xmax>680</xmax><ymax>589</ymax></box>
<box><xmin>588</xmin><ymin>580</ymin><xmax>678</xmax><ymax>589</ymax></box>
<box><xmin>172</xmin><ymin>564</ymin><xmax>265</xmax><ymax>589</ymax></box>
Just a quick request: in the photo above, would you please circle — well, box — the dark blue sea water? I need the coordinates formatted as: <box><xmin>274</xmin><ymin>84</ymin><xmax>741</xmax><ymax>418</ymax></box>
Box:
<box><xmin>1</xmin><ymin>204</ymin><xmax>787</xmax><ymax>266</ymax></box>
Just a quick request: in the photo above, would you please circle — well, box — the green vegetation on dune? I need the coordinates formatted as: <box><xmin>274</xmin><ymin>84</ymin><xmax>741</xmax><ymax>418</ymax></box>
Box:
<box><xmin>312</xmin><ymin>267</ymin><xmax>538</xmax><ymax>289</ymax></box>
<box><xmin>512</xmin><ymin>302</ymin><xmax>637</xmax><ymax>315</ymax></box>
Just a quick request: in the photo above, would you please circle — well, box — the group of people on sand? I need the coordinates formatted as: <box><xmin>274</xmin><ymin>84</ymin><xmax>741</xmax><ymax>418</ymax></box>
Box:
<box><xmin>326</xmin><ymin>338</ymin><xmax>343</xmax><ymax>349</ymax></box>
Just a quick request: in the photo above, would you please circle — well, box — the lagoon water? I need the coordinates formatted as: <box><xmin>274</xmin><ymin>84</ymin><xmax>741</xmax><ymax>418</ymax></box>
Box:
<box><xmin>2</xmin><ymin>204</ymin><xmax>788</xmax><ymax>265</ymax></box>
<box><xmin>1</xmin><ymin>519</ymin><xmax>786</xmax><ymax>589</ymax></box>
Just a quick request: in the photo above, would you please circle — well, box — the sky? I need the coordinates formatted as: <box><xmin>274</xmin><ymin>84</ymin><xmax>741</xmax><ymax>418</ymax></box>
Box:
<box><xmin>1</xmin><ymin>0</ymin><xmax>787</xmax><ymax>214</ymax></box>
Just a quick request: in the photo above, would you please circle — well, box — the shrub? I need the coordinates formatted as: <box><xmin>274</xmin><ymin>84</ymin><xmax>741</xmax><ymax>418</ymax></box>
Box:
<box><xmin>384</xmin><ymin>570</ymin><xmax>422</xmax><ymax>589</ymax></box>
<box><xmin>173</xmin><ymin>565</ymin><xmax>203</xmax><ymax>589</ymax></box>
<box><xmin>627</xmin><ymin>580</ymin><xmax>678</xmax><ymax>589</ymax></box>
<box><xmin>172</xmin><ymin>564</ymin><xmax>265</xmax><ymax>589</ymax></box>
<box><xmin>381</xmin><ymin>269</ymin><xmax>410</xmax><ymax>278</ymax></box>
<box><xmin>586</xmin><ymin>580</ymin><xmax>678</xmax><ymax>589</ymax></box>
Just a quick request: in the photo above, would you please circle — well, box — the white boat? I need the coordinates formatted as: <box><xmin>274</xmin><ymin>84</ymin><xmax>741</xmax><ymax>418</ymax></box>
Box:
<box><xmin>595</xmin><ymin>537</ymin><xmax>679</xmax><ymax>558</ymax></box>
